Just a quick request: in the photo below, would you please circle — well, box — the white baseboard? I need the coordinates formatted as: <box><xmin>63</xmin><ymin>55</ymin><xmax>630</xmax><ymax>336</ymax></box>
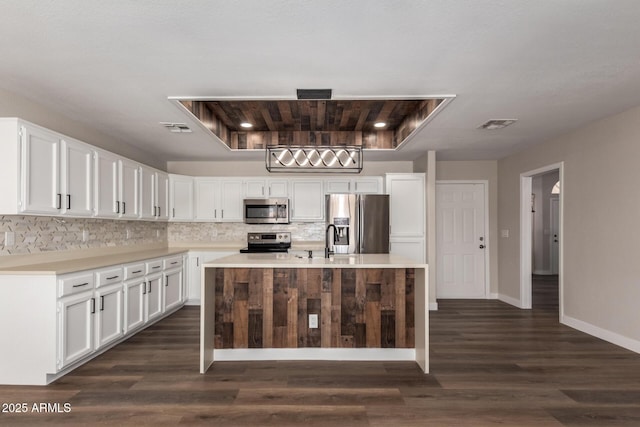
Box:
<box><xmin>214</xmin><ymin>348</ymin><xmax>416</xmax><ymax>362</ymax></box>
<box><xmin>429</xmin><ymin>302</ymin><xmax>438</xmax><ymax>311</ymax></box>
<box><xmin>533</xmin><ymin>269</ymin><xmax>553</xmax><ymax>275</ymax></box>
<box><xmin>488</xmin><ymin>293</ymin><xmax>499</xmax><ymax>299</ymax></box>
<box><xmin>562</xmin><ymin>314</ymin><xmax>640</xmax><ymax>354</ymax></box>
<box><xmin>498</xmin><ymin>293</ymin><xmax>526</xmax><ymax>309</ymax></box>
<box><xmin>184</xmin><ymin>299</ymin><xmax>201</xmax><ymax>306</ymax></box>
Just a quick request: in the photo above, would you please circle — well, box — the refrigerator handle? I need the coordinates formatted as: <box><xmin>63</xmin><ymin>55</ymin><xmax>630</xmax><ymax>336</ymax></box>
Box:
<box><xmin>358</xmin><ymin>196</ymin><xmax>364</xmax><ymax>253</ymax></box>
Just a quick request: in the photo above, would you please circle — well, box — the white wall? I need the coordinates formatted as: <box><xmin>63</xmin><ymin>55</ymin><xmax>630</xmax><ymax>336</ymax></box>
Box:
<box><xmin>0</xmin><ymin>87</ymin><xmax>165</xmax><ymax>170</ymax></box>
<box><xmin>498</xmin><ymin>104</ymin><xmax>640</xmax><ymax>350</ymax></box>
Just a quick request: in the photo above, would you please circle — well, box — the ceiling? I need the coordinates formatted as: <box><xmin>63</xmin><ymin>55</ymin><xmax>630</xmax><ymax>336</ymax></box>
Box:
<box><xmin>2</xmin><ymin>1</ymin><xmax>640</xmax><ymax>165</ymax></box>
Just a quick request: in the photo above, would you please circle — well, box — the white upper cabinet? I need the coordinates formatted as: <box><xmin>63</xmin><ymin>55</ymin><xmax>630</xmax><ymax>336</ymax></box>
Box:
<box><xmin>219</xmin><ymin>179</ymin><xmax>244</xmax><ymax>222</ymax></box>
<box><xmin>19</xmin><ymin>124</ymin><xmax>61</xmax><ymax>214</ymax></box>
<box><xmin>194</xmin><ymin>178</ymin><xmax>219</xmax><ymax>221</ymax></box>
<box><xmin>169</xmin><ymin>174</ymin><xmax>194</xmax><ymax>221</ymax></box>
<box><xmin>60</xmin><ymin>138</ymin><xmax>93</xmax><ymax>217</ymax></box>
<box><xmin>385</xmin><ymin>173</ymin><xmax>425</xmax><ymax>237</ymax></box>
<box><xmin>141</xmin><ymin>167</ymin><xmax>170</xmax><ymax>221</ymax></box>
<box><xmin>156</xmin><ymin>172</ymin><xmax>169</xmax><ymax>220</ymax></box>
<box><xmin>193</xmin><ymin>178</ymin><xmax>243</xmax><ymax>222</ymax></box>
<box><xmin>245</xmin><ymin>179</ymin><xmax>289</xmax><ymax>198</ymax></box>
<box><xmin>94</xmin><ymin>150</ymin><xmax>120</xmax><ymax>218</ymax></box>
<box><xmin>325</xmin><ymin>177</ymin><xmax>383</xmax><ymax>194</ymax></box>
<box><xmin>119</xmin><ymin>159</ymin><xmax>139</xmax><ymax>219</ymax></box>
<box><xmin>290</xmin><ymin>179</ymin><xmax>324</xmax><ymax>222</ymax></box>
<box><xmin>140</xmin><ymin>166</ymin><xmax>156</xmax><ymax>220</ymax></box>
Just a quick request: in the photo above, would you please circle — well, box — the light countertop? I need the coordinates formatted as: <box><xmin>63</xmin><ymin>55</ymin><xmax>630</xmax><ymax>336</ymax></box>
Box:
<box><xmin>0</xmin><ymin>248</ymin><xmax>189</xmax><ymax>275</ymax></box>
<box><xmin>203</xmin><ymin>252</ymin><xmax>426</xmax><ymax>269</ymax></box>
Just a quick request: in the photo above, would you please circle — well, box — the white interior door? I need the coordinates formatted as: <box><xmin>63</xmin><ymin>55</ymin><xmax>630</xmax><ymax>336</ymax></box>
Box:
<box><xmin>436</xmin><ymin>183</ymin><xmax>487</xmax><ymax>298</ymax></box>
<box><xmin>550</xmin><ymin>197</ymin><xmax>560</xmax><ymax>275</ymax></box>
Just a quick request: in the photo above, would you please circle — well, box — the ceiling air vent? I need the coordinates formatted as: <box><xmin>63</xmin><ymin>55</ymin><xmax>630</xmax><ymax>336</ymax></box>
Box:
<box><xmin>478</xmin><ymin>119</ymin><xmax>517</xmax><ymax>130</ymax></box>
<box><xmin>296</xmin><ymin>89</ymin><xmax>332</xmax><ymax>100</ymax></box>
<box><xmin>160</xmin><ymin>122</ymin><xmax>192</xmax><ymax>133</ymax></box>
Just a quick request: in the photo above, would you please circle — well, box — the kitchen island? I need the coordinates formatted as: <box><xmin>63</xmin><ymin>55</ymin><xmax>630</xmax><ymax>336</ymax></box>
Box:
<box><xmin>200</xmin><ymin>253</ymin><xmax>429</xmax><ymax>374</ymax></box>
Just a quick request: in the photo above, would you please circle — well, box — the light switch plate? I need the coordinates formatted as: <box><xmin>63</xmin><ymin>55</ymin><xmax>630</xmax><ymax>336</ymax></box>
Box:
<box><xmin>501</xmin><ymin>229</ymin><xmax>510</xmax><ymax>238</ymax></box>
<box><xmin>309</xmin><ymin>314</ymin><xmax>318</xmax><ymax>329</ymax></box>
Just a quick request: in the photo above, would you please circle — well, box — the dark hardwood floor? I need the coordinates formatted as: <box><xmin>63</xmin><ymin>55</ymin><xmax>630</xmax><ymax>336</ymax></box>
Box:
<box><xmin>2</xmin><ymin>277</ymin><xmax>640</xmax><ymax>426</ymax></box>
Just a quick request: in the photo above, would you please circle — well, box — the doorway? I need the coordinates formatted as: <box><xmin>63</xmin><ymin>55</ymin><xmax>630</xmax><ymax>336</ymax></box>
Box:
<box><xmin>519</xmin><ymin>162</ymin><xmax>563</xmax><ymax>318</ymax></box>
<box><xmin>435</xmin><ymin>181</ymin><xmax>489</xmax><ymax>298</ymax></box>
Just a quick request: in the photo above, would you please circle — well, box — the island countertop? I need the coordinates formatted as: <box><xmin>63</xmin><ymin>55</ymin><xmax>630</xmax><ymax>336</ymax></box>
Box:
<box><xmin>202</xmin><ymin>252</ymin><xmax>427</xmax><ymax>269</ymax></box>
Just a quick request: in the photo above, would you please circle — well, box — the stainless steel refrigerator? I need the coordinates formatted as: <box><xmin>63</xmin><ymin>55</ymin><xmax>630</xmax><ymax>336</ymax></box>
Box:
<box><xmin>325</xmin><ymin>194</ymin><xmax>390</xmax><ymax>254</ymax></box>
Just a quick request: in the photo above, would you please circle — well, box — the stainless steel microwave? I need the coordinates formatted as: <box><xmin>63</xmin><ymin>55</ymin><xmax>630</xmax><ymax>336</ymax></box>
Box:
<box><xmin>243</xmin><ymin>198</ymin><xmax>290</xmax><ymax>224</ymax></box>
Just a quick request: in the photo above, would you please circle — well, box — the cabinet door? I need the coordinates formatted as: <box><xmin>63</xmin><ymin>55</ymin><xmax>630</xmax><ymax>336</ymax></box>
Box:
<box><xmin>291</xmin><ymin>179</ymin><xmax>324</xmax><ymax>222</ymax></box>
<box><xmin>20</xmin><ymin>125</ymin><xmax>60</xmax><ymax>214</ymax></box>
<box><xmin>354</xmin><ymin>177</ymin><xmax>382</xmax><ymax>194</ymax></box>
<box><xmin>268</xmin><ymin>180</ymin><xmax>289</xmax><ymax>198</ymax></box>
<box><xmin>245</xmin><ymin>179</ymin><xmax>266</xmax><ymax>198</ymax></box>
<box><xmin>94</xmin><ymin>151</ymin><xmax>120</xmax><ymax>218</ymax></box>
<box><xmin>386</xmin><ymin>174</ymin><xmax>425</xmax><ymax>237</ymax></box>
<box><xmin>58</xmin><ymin>291</ymin><xmax>94</xmax><ymax>369</ymax></box>
<box><xmin>164</xmin><ymin>269</ymin><xmax>182</xmax><ymax>312</ymax></box>
<box><xmin>156</xmin><ymin>172</ymin><xmax>169</xmax><ymax>220</ymax></box>
<box><xmin>139</xmin><ymin>166</ymin><xmax>156</xmax><ymax>219</ymax></box>
<box><xmin>170</xmin><ymin>175</ymin><xmax>194</xmax><ymax>220</ymax></box>
<box><xmin>124</xmin><ymin>280</ymin><xmax>145</xmax><ymax>334</ymax></box>
<box><xmin>146</xmin><ymin>275</ymin><xmax>164</xmax><ymax>322</ymax></box>
<box><xmin>219</xmin><ymin>179</ymin><xmax>244</xmax><ymax>221</ymax></box>
<box><xmin>325</xmin><ymin>179</ymin><xmax>351</xmax><ymax>194</ymax></box>
<box><xmin>187</xmin><ymin>252</ymin><xmax>203</xmax><ymax>304</ymax></box>
<box><xmin>194</xmin><ymin>178</ymin><xmax>219</xmax><ymax>221</ymax></box>
<box><xmin>61</xmin><ymin>138</ymin><xmax>93</xmax><ymax>216</ymax></box>
<box><xmin>119</xmin><ymin>160</ymin><xmax>139</xmax><ymax>218</ymax></box>
<box><xmin>390</xmin><ymin>238</ymin><xmax>425</xmax><ymax>263</ymax></box>
<box><xmin>95</xmin><ymin>284</ymin><xmax>123</xmax><ymax>350</ymax></box>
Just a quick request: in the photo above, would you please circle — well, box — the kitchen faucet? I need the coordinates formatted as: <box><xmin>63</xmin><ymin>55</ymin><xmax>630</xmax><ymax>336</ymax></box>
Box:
<box><xmin>325</xmin><ymin>224</ymin><xmax>338</xmax><ymax>258</ymax></box>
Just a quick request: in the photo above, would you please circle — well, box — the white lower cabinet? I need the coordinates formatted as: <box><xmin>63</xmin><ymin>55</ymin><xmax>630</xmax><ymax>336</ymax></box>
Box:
<box><xmin>164</xmin><ymin>268</ymin><xmax>183</xmax><ymax>312</ymax></box>
<box><xmin>124</xmin><ymin>278</ymin><xmax>146</xmax><ymax>334</ymax></box>
<box><xmin>146</xmin><ymin>274</ymin><xmax>164</xmax><ymax>322</ymax></box>
<box><xmin>94</xmin><ymin>283</ymin><xmax>124</xmax><ymax>350</ymax></box>
<box><xmin>58</xmin><ymin>290</ymin><xmax>95</xmax><ymax>369</ymax></box>
<box><xmin>187</xmin><ymin>251</ymin><xmax>234</xmax><ymax>305</ymax></box>
<box><xmin>390</xmin><ymin>238</ymin><xmax>426</xmax><ymax>263</ymax></box>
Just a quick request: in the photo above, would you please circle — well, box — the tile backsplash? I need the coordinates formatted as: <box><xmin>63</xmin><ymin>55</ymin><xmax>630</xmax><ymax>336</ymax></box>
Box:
<box><xmin>167</xmin><ymin>222</ymin><xmax>325</xmax><ymax>244</ymax></box>
<box><xmin>0</xmin><ymin>215</ymin><xmax>325</xmax><ymax>256</ymax></box>
<box><xmin>0</xmin><ymin>216</ymin><xmax>166</xmax><ymax>255</ymax></box>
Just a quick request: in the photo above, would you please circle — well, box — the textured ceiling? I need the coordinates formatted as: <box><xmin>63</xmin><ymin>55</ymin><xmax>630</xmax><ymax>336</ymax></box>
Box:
<box><xmin>2</xmin><ymin>1</ymin><xmax>640</xmax><ymax>165</ymax></box>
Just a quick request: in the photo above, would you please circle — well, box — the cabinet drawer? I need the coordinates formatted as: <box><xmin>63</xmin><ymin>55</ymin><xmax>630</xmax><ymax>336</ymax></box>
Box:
<box><xmin>58</xmin><ymin>272</ymin><xmax>95</xmax><ymax>297</ymax></box>
<box><xmin>163</xmin><ymin>256</ymin><xmax>183</xmax><ymax>270</ymax></box>
<box><xmin>124</xmin><ymin>263</ymin><xmax>145</xmax><ymax>280</ymax></box>
<box><xmin>95</xmin><ymin>267</ymin><xmax>123</xmax><ymax>288</ymax></box>
<box><xmin>146</xmin><ymin>259</ymin><xmax>163</xmax><ymax>274</ymax></box>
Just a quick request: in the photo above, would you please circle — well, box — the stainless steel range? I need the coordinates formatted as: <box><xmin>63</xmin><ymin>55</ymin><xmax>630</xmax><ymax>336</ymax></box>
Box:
<box><xmin>239</xmin><ymin>232</ymin><xmax>291</xmax><ymax>253</ymax></box>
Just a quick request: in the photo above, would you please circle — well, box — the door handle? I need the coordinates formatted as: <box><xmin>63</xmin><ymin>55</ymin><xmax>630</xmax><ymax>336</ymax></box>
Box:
<box><xmin>479</xmin><ymin>245</ymin><xmax>485</xmax><ymax>249</ymax></box>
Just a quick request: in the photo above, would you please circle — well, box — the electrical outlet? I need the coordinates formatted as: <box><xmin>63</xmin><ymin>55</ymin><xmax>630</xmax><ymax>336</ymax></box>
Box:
<box><xmin>4</xmin><ymin>231</ymin><xmax>15</xmax><ymax>247</ymax></box>
<box><xmin>309</xmin><ymin>314</ymin><xmax>318</xmax><ymax>329</ymax></box>
<box><xmin>82</xmin><ymin>229</ymin><xmax>89</xmax><ymax>242</ymax></box>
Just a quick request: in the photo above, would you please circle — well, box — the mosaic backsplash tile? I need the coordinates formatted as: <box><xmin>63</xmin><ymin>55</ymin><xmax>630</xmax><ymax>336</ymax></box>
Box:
<box><xmin>0</xmin><ymin>215</ymin><xmax>325</xmax><ymax>256</ymax></box>
<box><xmin>167</xmin><ymin>222</ymin><xmax>325</xmax><ymax>244</ymax></box>
<box><xmin>0</xmin><ymin>216</ymin><xmax>167</xmax><ymax>255</ymax></box>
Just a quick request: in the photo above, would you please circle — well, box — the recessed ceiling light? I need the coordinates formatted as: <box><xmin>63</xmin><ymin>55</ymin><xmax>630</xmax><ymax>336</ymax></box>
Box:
<box><xmin>159</xmin><ymin>122</ymin><xmax>192</xmax><ymax>133</ymax></box>
<box><xmin>240</xmin><ymin>122</ymin><xmax>253</xmax><ymax>128</ymax></box>
<box><xmin>374</xmin><ymin>122</ymin><xmax>387</xmax><ymax>128</ymax></box>
<box><xmin>478</xmin><ymin>119</ymin><xmax>518</xmax><ymax>130</ymax></box>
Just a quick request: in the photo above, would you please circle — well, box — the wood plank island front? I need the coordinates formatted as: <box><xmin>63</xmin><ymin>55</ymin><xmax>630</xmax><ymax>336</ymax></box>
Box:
<box><xmin>200</xmin><ymin>253</ymin><xmax>429</xmax><ymax>373</ymax></box>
